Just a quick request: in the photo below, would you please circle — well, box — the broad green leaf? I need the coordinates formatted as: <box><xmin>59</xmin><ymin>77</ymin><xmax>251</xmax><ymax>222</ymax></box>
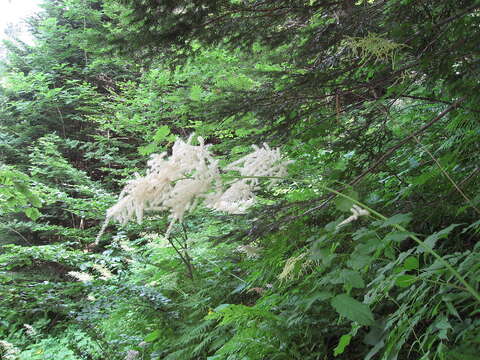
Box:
<box><xmin>138</xmin><ymin>143</ymin><xmax>157</xmax><ymax>155</ymax></box>
<box><xmin>334</xmin><ymin>334</ymin><xmax>352</xmax><ymax>356</ymax></box>
<box><xmin>340</xmin><ymin>269</ymin><xmax>365</xmax><ymax>288</ymax></box>
<box><xmin>144</xmin><ymin>330</ymin><xmax>161</xmax><ymax>342</ymax></box>
<box><xmin>14</xmin><ymin>181</ymin><xmax>41</xmax><ymax>207</ymax></box>
<box><xmin>28</xmin><ymin>195</ymin><xmax>42</xmax><ymax>208</ymax></box>
<box><xmin>380</xmin><ymin>213</ymin><xmax>412</xmax><ymax>228</ymax></box>
<box><xmin>354</xmin><ymin>237</ymin><xmax>381</xmax><ymax>254</ymax></box>
<box><xmin>403</xmin><ymin>257</ymin><xmax>419</xmax><ymax>271</ymax></box>
<box><xmin>347</xmin><ymin>253</ymin><xmax>372</xmax><ymax>270</ymax></box>
<box><xmin>311</xmin><ymin>247</ymin><xmax>336</xmax><ymax>267</ymax></box>
<box><xmin>13</xmin><ymin>181</ymin><xmax>29</xmax><ymax>194</ymax></box>
<box><xmin>189</xmin><ymin>85</ymin><xmax>203</xmax><ymax>101</ymax></box>
<box><xmin>153</xmin><ymin>125</ymin><xmax>170</xmax><ymax>142</ymax></box>
<box><xmin>434</xmin><ymin>316</ymin><xmax>452</xmax><ymax>330</ymax></box>
<box><xmin>335</xmin><ymin>190</ymin><xmax>359</xmax><ymax>212</ymax></box>
<box><xmin>418</xmin><ymin>224</ymin><xmax>462</xmax><ymax>253</ymax></box>
<box><xmin>395</xmin><ymin>274</ymin><xmax>417</xmax><ymax>287</ymax></box>
<box><xmin>352</xmin><ymin>228</ymin><xmax>377</xmax><ymax>241</ymax></box>
<box><xmin>25</xmin><ymin>207</ymin><xmax>41</xmax><ymax>221</ymax></box>
<box><xmin>302</xmin><ymin>291</ymin><xmax>333</xmax><ymax>311</ymax></box>
<box><xmin>330</xmin><ymin>294</ymin><xmax>374</xmax><ymax>326</ymax></box>
<box><xmin>384</xmin><ymin>231</ymin><xmax>413</xmax><ymax>242</ymax></box>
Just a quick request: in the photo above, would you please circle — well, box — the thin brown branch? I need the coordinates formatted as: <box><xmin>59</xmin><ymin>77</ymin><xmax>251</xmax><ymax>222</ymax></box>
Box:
<box><xmin>413</xmin><ymin>137</ymin><xmax>480</xmax><ymax>216</ymax></box>
<box><xmin>300</xmin><ymin>97</ymin><xmax>465</xmax><ymax>216</ymax></box>
<box><xmin>396</xmin><ymin>95</ymin><xmax>480</xmax><ymax>113</ymax></box>
<box><xmin>458</xmin><ymin>167</ymin><xmax>480</xmax><ymax>188</ymax></box>
<box><xmin>166</xmin><ymin>235</ymin><xmax>195</xmax><ymax>279</ymax></box>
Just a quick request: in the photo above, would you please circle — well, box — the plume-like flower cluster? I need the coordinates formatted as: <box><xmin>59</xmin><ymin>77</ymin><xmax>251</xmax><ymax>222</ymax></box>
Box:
<box><xmin>106</xmin><ymin>136</ymin><xmax>219</xmax><ymax>226</ymax></box>
<box><xmin>92</xmin><ymin>264</ymin><xmax>114</xmax><ymax>280</ymax></box>
<box><xmin>337</xmin><ymin>205</ymin><xmax>370</xmax><ymax>227</ymax></box>
<box><xmin>68</xmin><ymin>271</ymin><xmax>94</xmax><ymax>282</ymax></box>
<box><xmin>96</xmin><ymin>136</ymin><xmax>291</xmax><ymax>242</ymax></box>
<box><xmin>23</xmin><ymin>324</ymin><xmax>37</xmax><ymax>336</ymax></box>
<box><xmin>206</xmin><ymin>143</ymin><xmax>292</xmax><ymax>214</ymax></box>
<box><xmin>235</xmin><ymin>244</ymin><xmax>263</xmax><ymax>258</ymax></box>
<box><xmin>278</xmin><ymin>253</ymin><xmax>308</xmax><ymax>282</ymax></box>
<box><xmin>0</xmin><ymin>340</ymin><xmax>20</xmax><ymax>359</ymax></box>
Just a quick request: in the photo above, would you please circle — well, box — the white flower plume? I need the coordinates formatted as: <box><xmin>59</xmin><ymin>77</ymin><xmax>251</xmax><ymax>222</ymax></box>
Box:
<box><xmin>96</xmin><ymin>137</ymin><xmax>291</xmax><ymax>242</ymax></box>
<box><xmin>68</xmin><ymin>271</ymin><xmax>94</xmax><ymax>282</ymax></box>
<box><xmin>337</xmin><ymin>204</ymin><xmax>370</xmax><ymax>227</ymax></box>
<box><xmin>205</xmin><ymin>143</ymin><xmax>293</xmax><ymax>214</ymax></box>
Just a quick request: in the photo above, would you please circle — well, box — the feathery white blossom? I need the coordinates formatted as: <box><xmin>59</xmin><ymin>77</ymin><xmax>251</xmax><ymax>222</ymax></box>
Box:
<box><xmin>97</xmin><ymin>136</ymin><xmax>220</xmax><ymax>242</ymax></box>
<box><xmin>23</xmin><ymin>324</ymin><xmax>36</xmax><ymax>336</ymax></box>
<box><xmin>92</xmin><ymin>264</ymin><xmax>113</xmax><ymax>280</ymax></box>
<box><xmin>205</xmin><ymin>180</ymin><xmax>255</xmax><ymax>214</ymax></box>
<box><xmin>206</xmin><ymin>143</ymin><xmax>293</xmax><ymax>214</ymax></box>
<box><xmin>97</xmin><ymin>136</ymin><xmax>291</xmax><ymax>242</ymax></box>
<box><xmin>225</xmin><ymin>143</ymin><xmax>292</xmax><ymax>185</ymax></box>
<box><xmin>236</xmin><ymin>244</ymin><xmax>263</xmax><ymax>258</ymax></box>
<box><xmin>337</xmin><ymin>204</ymin><xmax>370</xmax><ymax>227</ymax></box>
<box><xmin>68</xmin><ymin>271</ymin><xmax>94</xmax><ymax>282</ymax></box>
<box><xmin>278</xmin><ymin>253</ymin><xmax>308</xmax><ymax>282</ymax></box>
<box><xmin>0</xmin><ymin>340</ymin><xmax>20</xmax><ymax>359</ymax></box>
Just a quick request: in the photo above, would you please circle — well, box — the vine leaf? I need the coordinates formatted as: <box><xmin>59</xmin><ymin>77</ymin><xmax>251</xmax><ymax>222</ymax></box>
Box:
<box><xmin>334</xmin><ymin>334</ymin><xmax>352</xmax><ymax>356</ymax></box>
<box><xmin>418</xmin><ymin>224</ymin><xmax>462</xmax><ymax>253</ymax></box>
<box><xmin>395</xmin><ymin>274</ymin><xmax>417</xmax><ymax>288</ymax></box>
<box><xmin>144</xmin><ymin>329</ymin><xmax>161</xmax><ymax>342</ymax></box>
<box><xmin>403</xmin><ymin>257</ymin><xmax>419</xmax><ymax>271</ymax></box>
<box><xmin>330</xmin><ymin>294</ymin><xmax>374</xmax><ymax>326</ymax></box>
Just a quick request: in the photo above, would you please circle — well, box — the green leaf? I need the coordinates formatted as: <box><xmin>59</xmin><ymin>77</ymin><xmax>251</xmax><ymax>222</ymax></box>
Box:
<box><xmin>153</xmin><ymin>125</ymin><xmax>170</xmax><ymax>142</ymax></box>
<box><xmin>418</xmin><ymin>224</ymin><xmax>462</xmax><ymax>253</ymax></box>
<box><xmin>302</xmin><ymin>291</ymin><xmax>333</xmax><ymax>311</ymax></box>
<box><xmin>28</xmin><ymin>195</ymin><xmax>42</xmax><ymax>208</ymax></box>
<box><xmin>25</xmin><ymin>207</ymin><xmax>41</xmax><ymax>221</ymax></box>
<box><xmin>380</xmin><ymin>213</ymin><xmax>412</xmax><ymax>228</ymax></box>
<box><xmin>395</xmin><ymin>274</ymin><xmax>417</xmax><ymax>288</ymax></box>
<box><xmin>234</xmin><ymin>128</ymin><xmax>251</xmax><ymax>137</ymax></box>
<box><xmin>334</xmin><ymin>334</ymin><xmax>352</xmax><ymax>356</ymax></box>
<box><xmin>189</xmin><ymin>85</ymin><xmax>203</xmax><ymax>101</ymax></box>
<box><xmin>144</xmin><ymin>330</ymin><xmax>161</xmax><ymax>342</ymax></box>
<box><xmin>340</xmin><ymin>269</ymin><xmax>365</xmax><ymax>288</ymax></box>
<box><xmin>347</xmin><ymin>253</ymin><xmax>372</xmax><ymax>270</ymax></box>
<box><xmin>22</xmin><ymin>188</ymin><xmax>42</xmax><ymax>208</ymax></box>
<box><xmin>14</xmin><ymin>181</ymin><xmax>42</xmax><ymax>207</ymax></box>
<box><xmin>330</xmin><ymin>294</ymin><xmax>374</xmax><ymax>326</ymax></box>
<box><xmin>13</xmin><ymin>181</ymin><xmax>29</xmax><ymax>194</ymax></box>
<box><xmin>384</xmin><ymin>231</ymin><xmax>413</xmax><ymax>242</ymax></box>
<box><xmin>434</xmin><ymin>315</ymin><xmax>452</xmax><ymax>330</ymax></box>
<box><xmin>138</xmin><ymin>143</ymin><xmax>157</xmax><ymax>155</ymax></box>
<box><xmin>403</xmin><ymin>257</ymin><xmax>419</xmax><ymax>271</ymax></box>
<box><xmin>335</xmin><ymin>190</ymin><xmax>359</xmax><ymax>212</ymax></box>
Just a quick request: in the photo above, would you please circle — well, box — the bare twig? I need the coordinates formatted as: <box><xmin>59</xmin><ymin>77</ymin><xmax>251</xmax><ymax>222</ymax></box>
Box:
<box><xmin>6</xmin><ymin>227</ymin><xmax>33</xmax><ymax>246</ymax></box>
<box><xmin>300</xmin><ymin>98</ymin><xmax>465</xmax><ymax>216</ymax></box>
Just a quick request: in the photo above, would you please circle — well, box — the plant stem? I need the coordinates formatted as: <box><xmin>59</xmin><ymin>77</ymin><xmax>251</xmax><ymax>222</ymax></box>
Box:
<box><xmin>320</xmin><ymin>184</ymin><xmax>480</xmax><ymax>304</ymax></box>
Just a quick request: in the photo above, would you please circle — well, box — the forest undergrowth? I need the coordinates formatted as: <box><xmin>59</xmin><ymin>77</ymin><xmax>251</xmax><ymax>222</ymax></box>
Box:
<box><xmin>1</xmin><ymin>1</ymin><xmax>479</xmax><ymax>359</ymax></box>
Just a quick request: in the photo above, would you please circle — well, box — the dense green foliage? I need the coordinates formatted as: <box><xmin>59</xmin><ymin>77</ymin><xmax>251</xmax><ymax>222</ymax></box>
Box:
<box><xmin>1</xmin><ymin>1</ymin><xmax>479</xmax><ymax>359</ymax></box>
